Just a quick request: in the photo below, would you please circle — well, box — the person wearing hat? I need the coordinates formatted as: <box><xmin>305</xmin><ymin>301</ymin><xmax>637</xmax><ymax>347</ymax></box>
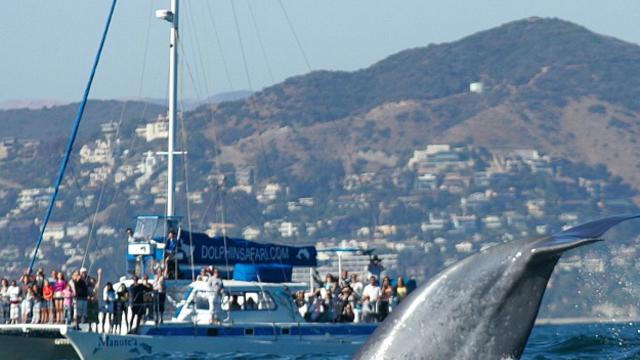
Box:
<box><xmin>366</xmin><ymin>255</ymin><xmax>385</xmax><ymax>281</ymax></box>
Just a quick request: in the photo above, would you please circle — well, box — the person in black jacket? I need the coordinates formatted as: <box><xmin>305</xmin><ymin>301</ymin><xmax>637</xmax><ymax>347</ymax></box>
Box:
<box><xmin>128</xmin><ymin>276</ymin><xmax>146</xmax><ymax>333</ymax></box>
<box><xmin>71</xmin><ymin>271</ymin><xmax>89</xmax><ymax>330</ymax></box>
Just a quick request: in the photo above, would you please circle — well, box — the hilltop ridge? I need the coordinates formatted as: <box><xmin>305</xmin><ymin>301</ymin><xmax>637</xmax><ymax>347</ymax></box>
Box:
<box><xmin>190</xmin><ymin>17</ymin><xmax>640</xmax><ymax>193</ymax></box>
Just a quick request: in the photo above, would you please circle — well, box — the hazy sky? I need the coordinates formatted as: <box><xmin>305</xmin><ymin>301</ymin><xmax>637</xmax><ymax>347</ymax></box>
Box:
<box><xmin>2</xmin><ymin>1</ymin><xmax>640</xmax><ymax>103</ymax></box>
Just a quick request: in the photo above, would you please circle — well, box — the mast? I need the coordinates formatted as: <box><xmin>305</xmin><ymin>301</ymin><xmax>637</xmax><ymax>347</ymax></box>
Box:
<box><xmin>168</xmin><ymin>0</ymin><xmax>178</xmax><ymax>218</ymax></box>
<box><xmin>156</xmin><ymin>0</ymin><xmax>179</xmax><ymax>218</ymax></box>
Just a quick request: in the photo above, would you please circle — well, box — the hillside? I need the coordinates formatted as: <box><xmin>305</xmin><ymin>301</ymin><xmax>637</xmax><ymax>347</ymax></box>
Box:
<box><xmin>190</xmin><ymin>17</ymin><xmax>640</xmax><ymax>195</ymax></box>
<box><xmin>0</xmin><ymin>100</ymin><xmax>166</xmax><ymax>141</ymax></box>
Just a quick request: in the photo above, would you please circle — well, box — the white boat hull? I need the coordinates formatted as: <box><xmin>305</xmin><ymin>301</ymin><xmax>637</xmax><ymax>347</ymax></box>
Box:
<box><xmin>65</xmin><ymin>323</ymin><xmax>373</xmax><ymax>359</ymax></box>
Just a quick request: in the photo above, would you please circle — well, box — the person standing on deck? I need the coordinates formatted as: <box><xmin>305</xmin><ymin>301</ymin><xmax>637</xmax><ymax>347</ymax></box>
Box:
<box><xmin>0</xmin><ymin>279</ymin><xmax>10</xmax><ymax>323</ymax></box>
<box><xmin>362</xmin><ymin>276</ymin><xmax>381</xmax><ymax>322</ymax></box>
<box><xmin>8</xmin><ymin>280</ymin><xmax>21</xmax><ymax>324</ymax></box>
<box><xmin>62</xmin><ymin>283</ymin><xmax>74</xmax><ymax>324</ymax></box>
<box><xmin>30</xmin><ymin>284</ymin><xmax>42</xmax><ymax>324</ymax></box>
<box><xmin>42</xmin><ymin>280</ymin><xmax>53</xmax><ymax>323</ymax></box>
<box><xmin>129</xmin><ymin>276</ymin><xmax>146</xmax><ymax>333</ymax></box>
<box><xmin>83</xmin><ymin>268</ymin><xmax>102</xmax><ymax>331</ymax></box>
<box><xmin>163</xmin><ymin>229</ymin><xmax>178</xmax><ymax>279</ymax></box>
<box><xmin>115</xmin><ymin>283</ymin><xmax>129</xmax><ymax>333</ymax></box>
<box><xmin>71</xmin><ymin>270</ymin><xmax>88</xmax><ymax>329</ymax></box>
<box><xmin>126</xmin><ymin>228</ymin><xmax>135</xmax><ymax>242</ymax></box>
<box><xmin>21</xmin><ymin>286</ymin><xmax>34</xmax><ymax>323</ymax></box>
<box><xmin>53</xmin><ymin>272</ymin><xmax>66</xmax><ymax>323</ymax></box>
<box><xmin>101</xmin><ymin>282</ymin><xmax>116</xmax><ymax>333</ymax></box>
<box><xmin>153</xmin><ymin>269</ymin><xmax>166</xmax><ymax>324</ymax></box>
<box><xmin>207</xmin><ymin>268</ymin><xmax>223</xmax><ymax>323</ymax></box>
<box><xmin>366</xmin><ymin>255</ymin><xmax>385</xmax><ymax>281</ymax></box>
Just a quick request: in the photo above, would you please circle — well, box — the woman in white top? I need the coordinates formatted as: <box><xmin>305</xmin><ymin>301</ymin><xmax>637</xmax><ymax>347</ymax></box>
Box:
<box><xmin>8</xmin><ymin>281</ymin><xmax>21</xmax><ymax>324</ymax></box>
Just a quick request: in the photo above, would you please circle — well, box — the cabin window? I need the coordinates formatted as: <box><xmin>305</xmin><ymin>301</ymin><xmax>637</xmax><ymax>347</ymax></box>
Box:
<box><xmin>244</xmin><ymin>291</ymin><xmax>276</xmax><ymax>310</ymax></box>
<box><xmin>197</xmin><ymin>290</ymin><xmax>277</xmax><ymax>311</ymax></box>
<box><xmin>244</xmin><ymin>328</ymin><xmax>254</xmax><ymax>336</ymax></box>
<box><xmin>219</xmin><ymin>291</ymin><xmax>277</xmax><ymax>311</ymax></box>
<box><xmin>222</xmin><ymin>293</ymin><xmax>243</xmax><ymax>311</ymax></box>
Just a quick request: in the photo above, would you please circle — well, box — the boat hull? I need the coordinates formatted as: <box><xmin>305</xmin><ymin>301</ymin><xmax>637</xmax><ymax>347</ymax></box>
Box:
<box><xmin>65</xmin><ymin>323</ymin><xmax>373</xmax><ymax>359</ymax></box>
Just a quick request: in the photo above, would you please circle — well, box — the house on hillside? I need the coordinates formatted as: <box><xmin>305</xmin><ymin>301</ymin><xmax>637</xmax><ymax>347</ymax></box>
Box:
<box><xmin>43</xmin><ymin>222</ymin><xmax>65</xmax><ymax>241</ymax></box>
<box><xmin>135</xmin><ymin>115</ymin><xmax>169</xmax><ymax>142</ymax></box>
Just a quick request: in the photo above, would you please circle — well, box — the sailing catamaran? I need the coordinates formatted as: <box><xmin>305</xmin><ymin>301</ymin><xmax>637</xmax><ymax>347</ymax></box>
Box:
<box><xmin>1</xmin><ymin>1</ymin><xmax>377</xmax><ymax>359</ymax></box>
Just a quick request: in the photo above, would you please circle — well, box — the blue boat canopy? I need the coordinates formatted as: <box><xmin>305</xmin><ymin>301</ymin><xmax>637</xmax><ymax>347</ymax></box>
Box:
<box><xmin>233</xmin><ymin>263</ymin><xmax>293</xmax><ymax>282</ymax></box>
<box><xmin>177</xmin><ymin>231</ymin><xmax>317</xmax><ymax>267</ymax></box>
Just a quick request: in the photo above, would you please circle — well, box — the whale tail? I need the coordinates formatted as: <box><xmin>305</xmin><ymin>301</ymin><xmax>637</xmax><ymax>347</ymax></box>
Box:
<box><xmin>354</xmin><ymin>214</ymin><xmax>640</xmax><ymax>360</ymax></box>
<box><xmin>532</xmin><ymin>214</ymin><xmax>640</xmax><ymax>256</ymax></box>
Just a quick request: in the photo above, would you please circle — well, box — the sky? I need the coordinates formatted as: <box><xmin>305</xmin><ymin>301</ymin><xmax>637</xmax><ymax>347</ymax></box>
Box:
<box><xmin>2</xmin><ymin>1</ymin><xmax>640</xmax><ymax>104</ymax></box>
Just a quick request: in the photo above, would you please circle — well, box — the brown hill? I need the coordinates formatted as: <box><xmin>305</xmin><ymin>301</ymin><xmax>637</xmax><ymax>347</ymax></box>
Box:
<box><xmin>188</xmin><ymin>17</ymin><xmax>640</xmax><ymax>195</ymax></box>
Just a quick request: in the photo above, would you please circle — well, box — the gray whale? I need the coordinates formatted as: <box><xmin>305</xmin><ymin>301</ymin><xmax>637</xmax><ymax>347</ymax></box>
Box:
<box><xmin>355</xmin><ymin>214</ymin><xmax>640</xmax><ymax>360</ymax></box>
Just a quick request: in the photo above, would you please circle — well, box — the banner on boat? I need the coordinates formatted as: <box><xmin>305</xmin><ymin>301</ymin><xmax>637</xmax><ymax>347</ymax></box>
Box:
<box><xmin>177</xmin><ymin>231</ymin><xmax>317</xmax><ymax>267</ymax></box>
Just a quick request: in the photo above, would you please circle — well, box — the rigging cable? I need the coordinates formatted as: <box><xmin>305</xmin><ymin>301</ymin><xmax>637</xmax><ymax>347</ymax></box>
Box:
<box><xmin>229</xmin><ymin>0</ymin><xmax>273</xmax><ymax>182</ymax></box>
<box><xmin>205</xmin><ymin>1</ymin><xmax>235</xmax><ymax>90</ymax></box>
<box><xmin>66</xmin><ymin>162</ymin><xmax>119</xmax><ymax>272</ymax></box>
<box><xmin>176</xmin><ymin>37</ymin><xmax>197</xmax><ymax>281</ymax></box>
<box><xmin>278</xmin><ymin>0</ymin><xmax>312</xmax><ymax>72</ymax></box>
<box><xmin>28</xmin><ymin>0</ymin><xmax>119</xmax><ymax>274</ymax></box>
<box><xmin>199</xmin><ymin>0</ymin><xmax>234</xmax><ymax>236</ymax></box>
<box><xmin>247</xmin><ymin>0</ymin><xmax>275</xmax><ymax>83</ymax></box>
<box><xmin>177</xmin><ymin>40</ymin><xmax>231</xmax><ymax>277</ymax></box>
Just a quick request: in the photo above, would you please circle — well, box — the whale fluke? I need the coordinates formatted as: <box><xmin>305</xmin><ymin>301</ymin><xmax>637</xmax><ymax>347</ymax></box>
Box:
<box><xmin>355</xmin><ymin>214</ymin><xmax>640</xmax><ymax>360</ymax></box>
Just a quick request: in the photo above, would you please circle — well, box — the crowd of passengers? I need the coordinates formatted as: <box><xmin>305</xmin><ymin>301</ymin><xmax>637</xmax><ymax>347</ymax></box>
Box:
<box><xmin>0</xmin><ymin>266</ymin><xmax>169</xmax><ymax>334</ymax></box>
<box><xmin>293</xmin><ymin>255</ymin><xmax>413</xmax><ymax>323</ymax></box>
<box><xmin>0</xmin><ymin>253</ymin><xmax>412</xmax><ymax>330</ymax></box>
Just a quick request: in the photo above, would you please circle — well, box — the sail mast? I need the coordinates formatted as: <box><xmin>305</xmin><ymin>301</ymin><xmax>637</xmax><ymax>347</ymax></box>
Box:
<box><xmin>165</xmin><ymin>0</ymin><xmax>178</xmax><ymax>217</ymax></box>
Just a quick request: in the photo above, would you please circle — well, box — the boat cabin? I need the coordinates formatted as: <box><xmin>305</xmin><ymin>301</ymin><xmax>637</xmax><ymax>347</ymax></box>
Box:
<box><xmin>174</xmin><ymin>280</ymin><xmax>308</xmax><ymax>324</ymax></box>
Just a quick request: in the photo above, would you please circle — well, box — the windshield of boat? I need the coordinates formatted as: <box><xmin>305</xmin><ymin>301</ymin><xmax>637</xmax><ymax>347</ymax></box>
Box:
<box><xmin>134</xmin><ymin>217</ymin><xmax>168</xmax><ymax>241</ymax></box>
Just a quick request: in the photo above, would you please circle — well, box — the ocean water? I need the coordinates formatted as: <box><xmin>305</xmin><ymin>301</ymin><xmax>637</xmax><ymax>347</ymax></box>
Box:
<box><xmin>132</xmin><ymin>323</ymin><xmax>640</xmax><ymax>359</ymax></box>
<box><xmin>523</xmin><ymin>323</ymin><xmax>640</xmax><ymax>360</ymax></box>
